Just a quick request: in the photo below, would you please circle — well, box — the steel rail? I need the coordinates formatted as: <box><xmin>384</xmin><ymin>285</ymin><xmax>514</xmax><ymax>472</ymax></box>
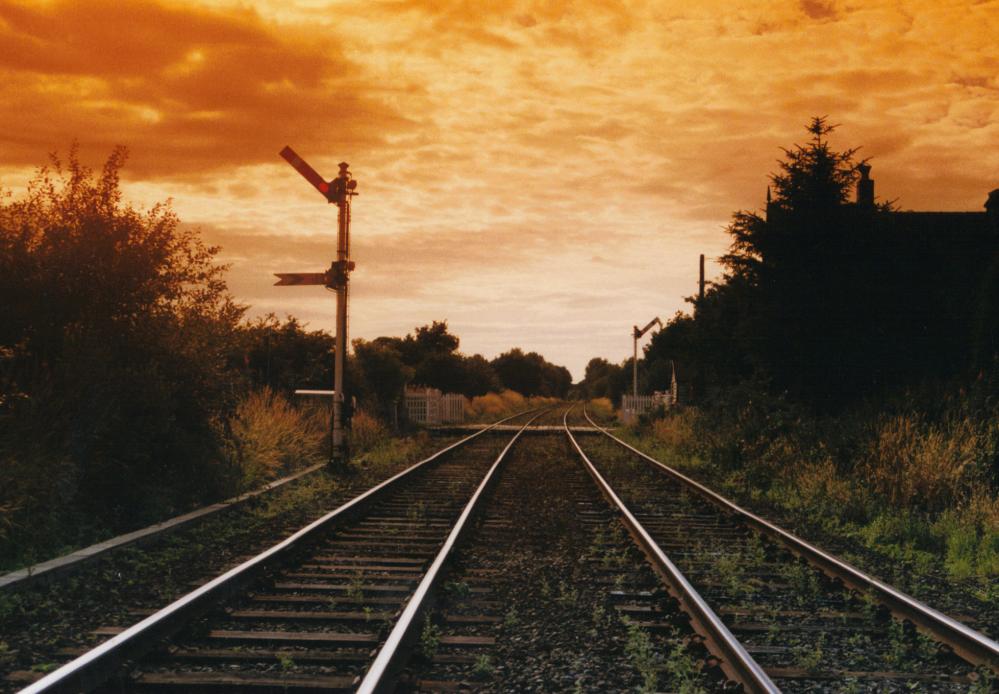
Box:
<box><xmin>564</xmin><ymin>409</ymin><xmax>780</xmax><ymax>693</ymax></box>
<box><xmin>20</xmin><ymin>409</ymin><xmax>540</xmax><ymax>694</ymax></box>
<box><xmin>355</xmin><ymin>408</ymin><xmax>551</xmax><ymax>693</ymax></box>
<box><xmin>582</xmin><ymin>407</ymin><xmax>999</xmax><ymax>675</ymax></box>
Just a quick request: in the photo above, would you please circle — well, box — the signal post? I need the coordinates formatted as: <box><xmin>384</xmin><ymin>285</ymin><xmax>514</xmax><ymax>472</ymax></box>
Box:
<box><xmin>275</xmin><ymin>147</ymin><xmax>357</xmax><ymax>466</ymax></box>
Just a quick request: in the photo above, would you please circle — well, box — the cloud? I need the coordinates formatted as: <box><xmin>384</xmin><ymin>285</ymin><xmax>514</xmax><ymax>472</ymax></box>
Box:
<box><xmin>0</xmin><ymin>0</ymin><xmax>413</xmax><ymax>178</ymax></box>
<box><xmin>4</xmin><ymin>0</ymin><xmax>999</xmax><ymax>377</ymax></box>
<box><xmin>799</xmin><ymin>0</ymin><xmax>837</xmax><ymax>21</ymax></box>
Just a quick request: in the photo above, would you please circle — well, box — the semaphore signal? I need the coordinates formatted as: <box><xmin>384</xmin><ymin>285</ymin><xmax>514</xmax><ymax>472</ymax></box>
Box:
<box><xmin>275</xmin><ymin>146</ymin><xmax>358</xmax><ymax>466</ymax></box>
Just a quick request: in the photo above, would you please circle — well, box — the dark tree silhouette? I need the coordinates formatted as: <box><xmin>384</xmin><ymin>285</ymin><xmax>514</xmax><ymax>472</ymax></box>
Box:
<box><xmin>0</xmin><ymin>147</ymin><xmax>244</xmax><ymax>545</ymax></box>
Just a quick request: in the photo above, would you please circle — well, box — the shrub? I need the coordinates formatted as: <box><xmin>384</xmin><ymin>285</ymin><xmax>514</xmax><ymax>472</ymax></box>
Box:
<box><xmin>587</xmin><ymin>397</ymin><xmax>614</xmax><ymax>421</ymax></box>
<box><xmin>225</xmin><ymin>387</ymin><xmax>325</xmax><ymax>490</ymax></box>
<box><xmin>651</xmin><ymin>408</ymin><xmax>702</xmax><ymax>456</ymax></box>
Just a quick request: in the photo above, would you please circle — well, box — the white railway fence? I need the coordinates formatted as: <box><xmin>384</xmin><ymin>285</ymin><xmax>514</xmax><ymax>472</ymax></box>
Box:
<box><xmin>404</xmin><ymin>387</ymin><xmax>468</xmax><ymax>425</ymax></box>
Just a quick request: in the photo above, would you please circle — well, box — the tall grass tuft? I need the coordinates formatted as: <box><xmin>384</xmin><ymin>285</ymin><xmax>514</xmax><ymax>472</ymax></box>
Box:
<box><xmin>351</xmin><ymin>410</ymin><xmax>389</xmax><ymax>454</ymax></box>
<box><xmin>863</xmin><ymin>415</ymin><xmax>986</xmax><ymax>513</ymax></box>
<box><xmin>587</xmin><ymin>397</ymin><xmax>615</xmax><ymax>422</ymax></box>
<box><xmin>225</xmin><ymin>387</ymin><xmax>326</xmax><ymax>490</ymax></box>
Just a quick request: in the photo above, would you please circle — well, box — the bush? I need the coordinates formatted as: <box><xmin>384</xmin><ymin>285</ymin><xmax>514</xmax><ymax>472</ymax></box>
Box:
<box><xmin>651</xmin><ymin>408</ymin><xmax>701</xmax><ymax>456</ymax></box>
<box><xmin>224</xmin><ymin>388</ymin><xmax>326</xmax><ymax>490</ymax></box>
<box><xmin>465</xmin><ymin>390</ymin><xmax>560</xmax><ymax>422</ymax></box>
<box><xmin>587</xmin><ymin>397</ymin><xmax>614</xmax><ymax>422</ymax></box>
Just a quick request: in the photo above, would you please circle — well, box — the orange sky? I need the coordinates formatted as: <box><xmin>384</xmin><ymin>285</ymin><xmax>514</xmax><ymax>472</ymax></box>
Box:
<box><xmin>2</xmin><ymin>0</ymin><xmax>998</xmax><ymax>379</ymax></box>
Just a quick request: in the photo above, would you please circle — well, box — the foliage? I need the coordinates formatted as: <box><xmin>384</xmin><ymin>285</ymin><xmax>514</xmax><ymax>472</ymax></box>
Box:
<box><xmin>223</xmin><ymin>387</ymin><xmax>326</xmax><ymax>490</ymax></box>
<box><xmin>491</xmin><ymin>347</ymin><xmax>571</xmax><ymax>398</ymax></box>
<box><xmin>576</xmin><ymin>357</ymin><xmax>626</xmax><ymax>404</ymax></box>
<box><xmin>643</xmin><ymin>117</ymin><xmax>998</xmax><ymax>410</ymax></box>
<box><xmin>351</xmin><ymin>338</ymin><xmax>412</xmax><ymax>422</ymax></box>
<box><xmin>465</xmin><ymin>390</ymin><xmax>559</xmax><ymax>422</ymax></box>
<box><xmin>640</xmin><ymin>374</ymin><xmax>999</xmax><ymax>580</ymax></box>
<box><xmin>232</xmin><ymin>314</ymin><xmax>334</xmax><ymax>394</ymax></box>
<box><xmin>372</xmin><ymin>321</ymin><xmax>501</xmax><ymax>398</ymax></box>
<box><xmin>0</xmin><ymin>147</ymin><xmax>243</xmax><ymax>561</ymax></box>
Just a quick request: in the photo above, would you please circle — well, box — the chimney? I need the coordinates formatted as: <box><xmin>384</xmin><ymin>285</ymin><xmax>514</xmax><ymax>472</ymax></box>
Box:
<box><xmin>856</xmin><ymin>162</ymin><xmax>874</xmax><ymax>208</ymax></box>
<box><xmin>986</xmin><ymin>188</ymin><xmax>999</xmax><ymax>235</ymax></box>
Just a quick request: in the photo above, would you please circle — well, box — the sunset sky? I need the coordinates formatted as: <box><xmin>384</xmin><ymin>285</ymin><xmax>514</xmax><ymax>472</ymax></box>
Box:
<box><xmin>2</xmin><ymin>0</ymin><xmax>997</xmax><ymax>379</ymax></box>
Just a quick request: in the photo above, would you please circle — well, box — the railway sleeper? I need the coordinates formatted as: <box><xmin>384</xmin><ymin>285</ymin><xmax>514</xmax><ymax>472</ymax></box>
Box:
<box><xmin>127</xmin><ymin>670</ymin><xmax>357</xmax><ymax>692</ymax></box>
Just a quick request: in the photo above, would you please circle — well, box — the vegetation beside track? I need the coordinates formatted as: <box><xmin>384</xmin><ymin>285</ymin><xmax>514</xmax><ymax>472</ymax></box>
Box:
<box><xmin>0</xmin><ymin>430</ymin><xmax>454</xmax><ymax>690</ymax></box>
<box><xmin>614</xmin><ymin>385</ymin><xmax>999</xmax><ymax>636</ymax></box>
<box><xmin>0</xmin><ymin>149</ymin><xmax>574</xmax><ymax>576</ymax></box>
<box><xmin>464</xmin><ymin>390</ymin><xmax>561</xmax><ymax>423</ymax></box>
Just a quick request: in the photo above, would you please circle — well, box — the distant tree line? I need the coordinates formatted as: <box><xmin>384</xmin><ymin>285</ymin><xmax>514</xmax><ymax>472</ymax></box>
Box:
<box><xmin>632</xmin><ymin>118</ymin><xmax>999</xmax><ymax>412</ymax></box>
<box><xmin>0</xmin><ymin>149</ymin><xmax>572</xmax><ymax>560</ymax></box>
<box><xmin>234</xmin><ymin>317</ymin><xmax>573</xmax><ymax>423</ymax></box>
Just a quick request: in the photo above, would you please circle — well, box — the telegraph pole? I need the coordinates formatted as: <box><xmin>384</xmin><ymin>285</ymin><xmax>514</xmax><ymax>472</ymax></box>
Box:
<box><xmin>275</xmin><ymin>147</ymin><xmax>357</xmax><ymax>466</ymax></box>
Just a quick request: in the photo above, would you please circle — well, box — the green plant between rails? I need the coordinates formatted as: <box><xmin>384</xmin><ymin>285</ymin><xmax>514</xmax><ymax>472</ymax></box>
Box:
<box><xmin>419</xmin><ymin>614</ymin><xmax>441</xmax><ymax>658</ymax></box>
<box><xmin>621</xmin><ymin>616</ymin><xmax>661</xmax><ymax>693</ymax></box>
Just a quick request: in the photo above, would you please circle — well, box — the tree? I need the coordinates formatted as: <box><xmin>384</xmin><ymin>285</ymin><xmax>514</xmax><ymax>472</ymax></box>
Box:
<box><xmin>352</xmin><ymin>338</ymin><xmax>412</xmax><ymax>421</ymax></box>
<box><xmin>0</xmin><ymin>147</ymin><xmax>244</xmax><ymax>544</ymax></box>
<box><xmin>234</xmin><ymin>315</ymin><xmax>334</xmax><ymax>393</ymax></box>
<box><xmin>491</xmin><ymin>348</ymin><xmax>544</xmax><ymax>396</ymax></box>
<box><xmin>719</xmin><ymin>117</ymin><xmax>874</xmax><ymax>406</ymax></box>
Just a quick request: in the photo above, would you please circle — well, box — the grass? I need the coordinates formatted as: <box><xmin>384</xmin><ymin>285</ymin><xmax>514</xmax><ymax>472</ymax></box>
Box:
<box><xmin>621</xmin><ymin>616</ymin><xmax>661</xmax><ymax>693</ymax></box>
<box><xmin>627</xmin><ymin>394</ymin><xmax>999</xmax><ymax>585</ymax></box>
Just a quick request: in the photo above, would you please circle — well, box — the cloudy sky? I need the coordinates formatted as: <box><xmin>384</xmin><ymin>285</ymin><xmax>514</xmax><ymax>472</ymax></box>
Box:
<box><xmin>2</xmin><ymin>0</ymin><xmax>997</xmax><ymax>379</ymax></box>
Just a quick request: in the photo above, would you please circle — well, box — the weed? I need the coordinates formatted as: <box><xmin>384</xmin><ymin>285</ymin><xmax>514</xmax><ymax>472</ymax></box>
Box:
<box><xmin>363</xmin><ymin>606</ymin><xmax>374</xmax><ymax>622</ymax></box>
<box><xmin>714</xmin><ymin>552</ymin><xmax>746</xmax><ymax>598</ymax></box>
<box><xmin>591</xmin><ymin>602</ymin><xmax>606</xmax><ymax>626</ymax></box>
<box><xmin>279</xmin><ymin>654</ymin><xmax>295</xmax><ymax>671</ymax></box>
<box><xmin>503</xmin><ymin>605</ymin><xmax>519</xmax><ymax>628</ymax></box>
<box><xmin>346</xmin><ymin>575</ymin><xmax>364</xmax><ymax>603</ymax></box>
<box><xmin>444</xmin><ymin>580</ymin><xmax>471</xmax><ymax>599</ymax></box>
<box><xmin>406</xmin><ymin>500</ymin><xmax>425</xmax><ymax>522</ymax></box>
<box><xmin>744</xmin><ymin>533</ymin><xmax>767</xmax><ymax>565</ymax></box>
<box><xmin>471</xmin><ymin>654</ymin><xmax>495</xmax><ymax>679</ymax></box>
<box><xmin>781</xmin><ymin>560</ymin><xmax>821</xmax><ymax>605</ymax></box>
<box><xmin>622</xmin><ymin>616</ymin><xmax>661</xmax><ymax>693</ymax></box>
<box><xmin>793</xmin><ymin>634</ymin><xmax>825</xmax><ymax>672</ymax></box>
<box><xmin>419</xmin><ymin>614</ymin><xmax>441</xmax><ymax>658</ymax></box>
<box><xmin>663</xmin><ymin>629</ymin><xmax>707</xmax><ymax>694</ymax></box>
<box><xmin>556</xmin><ymin>581</ymin><xmax>578</xmax><ymax>608</ymax></box>
<box><xmin>969</xmin><ymin>667</ymin><xmax>996</xmax><ymax>694</ymax></box>
<box><xmin>885</xmin><ymin>619</ymin><xmax>909</xmax><ymax>666</ymax></box>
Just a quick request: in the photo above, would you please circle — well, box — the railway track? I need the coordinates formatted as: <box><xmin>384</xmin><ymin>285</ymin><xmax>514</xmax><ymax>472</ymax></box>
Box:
<box><xmin>13</xmin><ymin>404</ymin><xmax>998</xmax><ymax>692</ymax></box>
<box><xmin>16</xmin><ymin>409</ymin><xmax>547</xmax><ymax>693</ymax></box>
<box><xmin>568</xmin><ymin>406</ymin><xmax>999</xmax><ymax>692</ymax></box>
